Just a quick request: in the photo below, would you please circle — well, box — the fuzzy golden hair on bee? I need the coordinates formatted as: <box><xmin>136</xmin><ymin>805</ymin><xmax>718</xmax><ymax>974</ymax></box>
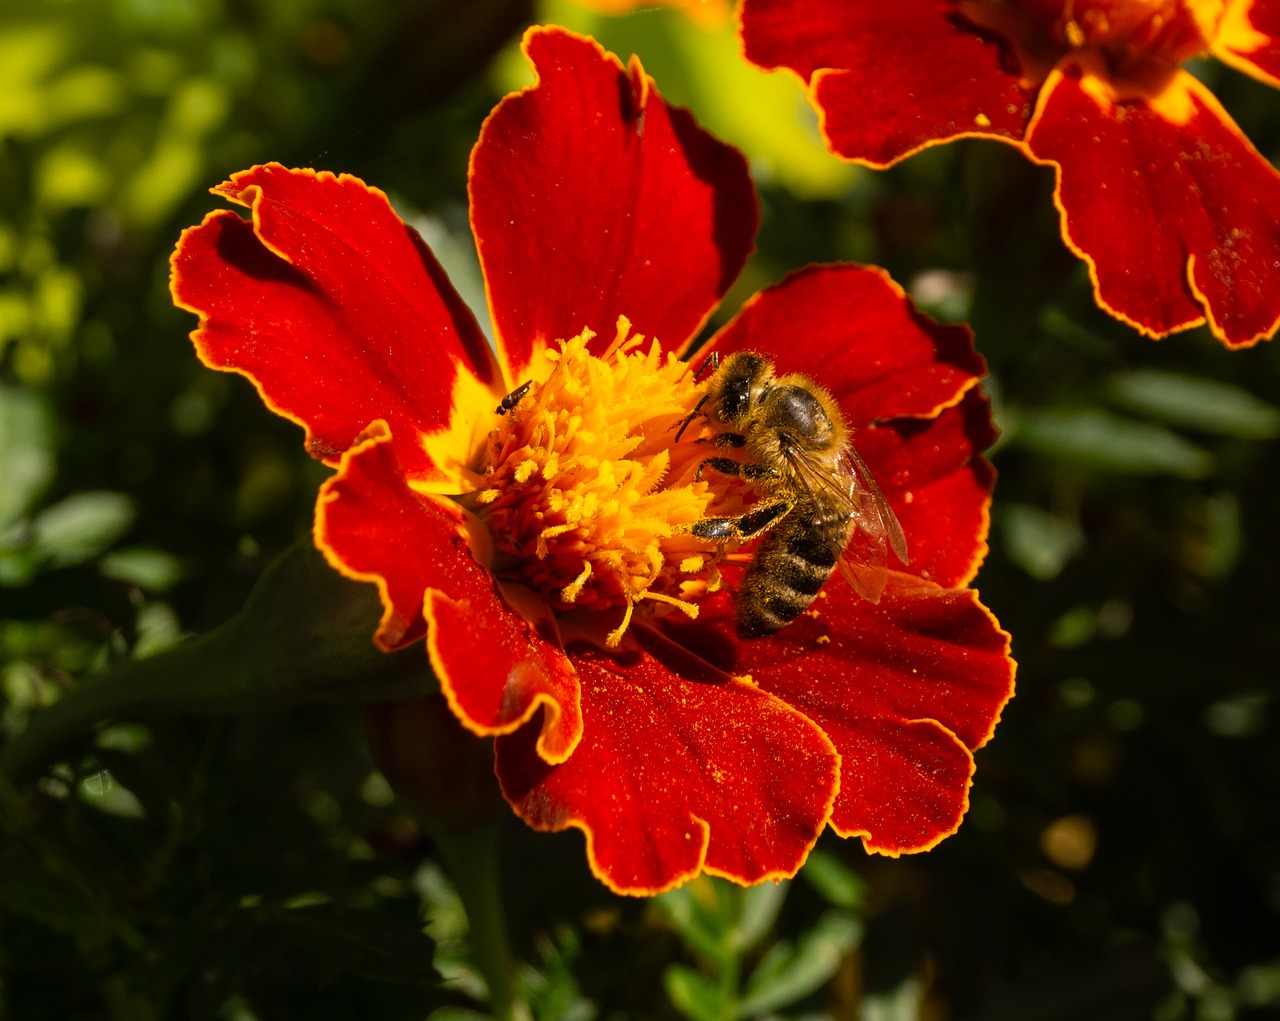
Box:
<box><xmin>681</xmin><ymin>349</ymin><xmax>907</xmax><ymax>638</ymax></box>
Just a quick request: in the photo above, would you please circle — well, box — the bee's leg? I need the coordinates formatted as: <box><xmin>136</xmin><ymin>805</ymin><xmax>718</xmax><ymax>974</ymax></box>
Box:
<box><xmin>673</xmin><ymin>394</ymin><xmax>709</xmax><ymax>442</ymax></box>
<box><xmin>687</xmin><ymin>498</ymin><xmax>793</xmax><ymax>543</ymax></box>
<box><xmin>693</xmin><ymin>457</ymin><xmax>779</xmax><ymax>483</ymax></box>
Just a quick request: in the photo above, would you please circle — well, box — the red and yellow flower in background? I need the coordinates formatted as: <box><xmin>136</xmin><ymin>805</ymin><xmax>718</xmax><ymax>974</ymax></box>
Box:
<box><xmin>741</xmin><ymin>0</ymin><xmax>1280</xmax><ymax>348</ymax></box>
<box><xmin>570</xmin><ymin>0</ymin><xmax>731</xmax><ymax>23</ymax></box>
<box><xmin>170</xmin><ymin>26</ymin><xmax>1014</xmax><ymax>895</ymax></box>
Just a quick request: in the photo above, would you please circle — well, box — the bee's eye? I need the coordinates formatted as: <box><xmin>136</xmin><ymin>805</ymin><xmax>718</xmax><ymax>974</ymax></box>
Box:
<box><xmin>717</xmin><ymin>376</ymin><xmax>754</xmax><ymax>422</ymax></box>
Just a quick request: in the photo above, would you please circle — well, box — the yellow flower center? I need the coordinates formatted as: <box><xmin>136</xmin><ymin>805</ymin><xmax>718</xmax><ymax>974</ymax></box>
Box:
<box><xmin>473</xmin><ymin>318</ymin><xmax>731</xmax><ymax>647</ymax></box>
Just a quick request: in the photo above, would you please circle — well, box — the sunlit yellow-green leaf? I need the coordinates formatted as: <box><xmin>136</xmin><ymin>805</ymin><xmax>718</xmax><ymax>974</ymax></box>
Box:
<box><xmin>0</xmin><ymin>384</ymin><xmax>54</xmax><ymax>530</ymax></box>
<box><xmin>123</xmin><ymin>136</ymin><xmax>202</xmax><ymax>225</ymax></box>
<box><xmin>167</xmin><ymin>76</ymin><xmax>230</xmax><ymax>137</ymax></box>
<box><xmin>0</xmin><ymin>24</ymin><xmax>67</xmax><ymax>137</ymax></box>
<box><xmin>37</xmin><ymin>144</ymin><xmax>112</xmax><ymax>209</ymax></box>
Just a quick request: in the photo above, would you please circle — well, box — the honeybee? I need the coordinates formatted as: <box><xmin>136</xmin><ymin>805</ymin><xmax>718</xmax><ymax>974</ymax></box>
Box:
<box><xmin>680</xmin><ymin>351</ymin><xmax>909</xmax><ymax>638</ymax></box>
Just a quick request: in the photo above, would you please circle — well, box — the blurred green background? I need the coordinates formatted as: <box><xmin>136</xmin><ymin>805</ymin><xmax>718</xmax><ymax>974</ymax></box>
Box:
<box><xmin>2</xmin><ymin>0</ymin><xmax>1279</xmax><ymax>1018</ymax></box>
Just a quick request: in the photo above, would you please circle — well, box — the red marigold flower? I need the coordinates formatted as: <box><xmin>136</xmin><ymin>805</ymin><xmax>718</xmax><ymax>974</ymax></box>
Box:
<box><xmin>170</xmin><ymin>26</ymin><xmax>1014</xmax><ymax>895</ymax></box>
<box><xmin>741</xmin><ymin>0</ymin><xmax>1280</xmax><ymax>348</ymax></box>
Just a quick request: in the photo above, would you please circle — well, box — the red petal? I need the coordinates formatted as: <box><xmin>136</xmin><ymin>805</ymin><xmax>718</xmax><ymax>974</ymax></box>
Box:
<box><xmin>1213</xmin><ymin>0</ymin><xmax>1280</xmax><ymax>87</ymax></box>
<box><xmin>171</xmin><ymin>165</ymin><xmax>499</xmax><ymax>478</ymax></box>
<box><xmin>740</xmin><ymin>0</ymin><xmax>1032</xmax><ymax>167</ymax></box>
<box><xmin>470</xmin><ymin>27</ymin><xmax>757</xmax><ymax>379</ymax></box>
<box><xmin>706</xmin><ymin>263</ymin><xmax>986</xmax><ymax>426</ymax></box>
<box><xmin>494</xmin><ymin>630</ymin><xmax>839</xmax><ymax>895</ymax></box>
<box><xmin>855</xmin><ymin>391</ymin><xmax>997</xmax><ymax>588</ymax></box>
<box><xmin>892</xmin><ymin>452</ymin><xmax>995</xmax><ymax>589</ymax></box>
<box><xmin>713</xmin><ymin>577</ymin><xmax>1015</xmax><ymax>854</ymax></box>
<box><xmin>316</xmin><ymin>423</ymin><xmax>582</xmax><ymax>762</ymax></box>
<box><xmin>1026</xmin><ymin>67</ymin><xmax>1280</xmax><ymax>347</ymax></box>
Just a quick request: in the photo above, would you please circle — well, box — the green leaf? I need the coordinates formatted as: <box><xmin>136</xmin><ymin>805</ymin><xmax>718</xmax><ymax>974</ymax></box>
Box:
<box><xmin>1</xmin><ymin>541</ymin><xmax>438</xmax><ymax>785</ymax></box>
<box><xmin>1013</xmin><ymin>408</ymin><xmax>1214</xmax><ymax>478</ymax></box>
<box><xmin>664</xmin><ymin>964</ymin><xmax>725</xmax><ymax>1021</ymax></box>
<box><xmin>0</xmin><ymin>546</ymin><xmax>40</xmax><ymax>587</ymax></box>
<box><xmin>77</xmin><ymin>770</ymin><xmax>146</xmax><ymax>819</ymax></box>
<box><xmin>799</xmin><ymin>848</ymin><xmax>865</xmax><ymax>910</ymax></box>
<box><xmin>0</xmin><ymin>838</ymin><xmax>133</xmax><ymax>947</ymax></box>
<box><xmin>32</xmin><ymin>490</ymin><xmax>135</xmax><ymax>567</ymax></box>
<box><xmin>131</xmin><ymin>601</ymin><xmax>185</xmax><ymax>659</ymax></box>
<box><xmin>658</xmin><ymin>882</ymin><xmax>734</xmax><ymax>961</ymax></box>
<box><xmin>999</xmin><ymin>503</ymin><xmax>1084</xmax><ymax>580</ymax></box>
<box><xmin>255</xmin><ymin>902</ymin><xmax>439</xmax><ymax>986</ymax></box>
<box><xmin>735</xmin><ymin>880</ymin><xmax>788</xmax><ymax>953</ymax></box>
<box><xmin>738</xmin><ymin>912</ymin><xmax>862</xmax><ymax>1017</ymax></box>
<box><xmin>0</xmin><ymin>383</ymin><xmax>55</xmax><ymax>530</ymax></box>
<box><xmin>1106</xmin><ymin>369</ymin><xmax>1280</xmax><ymax>439</ymax></box>
<box><xmin>98</xmin><ymin>546</ymin><xmax>184</xmax><ymax>592</ymax></box>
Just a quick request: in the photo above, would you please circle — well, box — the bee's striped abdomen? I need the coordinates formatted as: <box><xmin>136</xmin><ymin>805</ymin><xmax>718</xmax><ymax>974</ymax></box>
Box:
<box><xmin>735</xmin><ymin>497</ymin><xmax>852</xmax><ymax>639</ymax></box>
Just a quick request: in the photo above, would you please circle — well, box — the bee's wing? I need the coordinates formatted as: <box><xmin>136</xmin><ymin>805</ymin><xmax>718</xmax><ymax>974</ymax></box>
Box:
<box><xmin>841</xmin><ymin>444</ymin><xmax>908</xmax><ymax>564</ymax></box>
<box><xmin>785</xmin><ymin>442</ymin><xmax>908</xmax><ymax>605</ymax></box>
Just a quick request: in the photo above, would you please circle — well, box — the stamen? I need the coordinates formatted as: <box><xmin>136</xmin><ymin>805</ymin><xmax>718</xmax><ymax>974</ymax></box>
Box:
<box><xmin>605</xmin><ymin>602</ymin><xmax>635</xmax><ymax>648</ymax></box>
<box><xmin>639</xmin><ymin>589</ymin><xmax>701</xmax><ymax>619</ymax></box>
<box><xmin>473</xmin><ymin>315</ymin><xmax>738</xmax><ymax>646</ymax></box>
<box><xmin>562</xmin><ymin>561</ymin><xmax>593</xmax><ymax>603</ymax></box>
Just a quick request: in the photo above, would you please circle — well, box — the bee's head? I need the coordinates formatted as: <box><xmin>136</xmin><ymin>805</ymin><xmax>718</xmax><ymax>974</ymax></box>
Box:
<box><xmin>707</xmin><ymin>351</ymin><xmax>773</xmax><ymax>425</ymax></box>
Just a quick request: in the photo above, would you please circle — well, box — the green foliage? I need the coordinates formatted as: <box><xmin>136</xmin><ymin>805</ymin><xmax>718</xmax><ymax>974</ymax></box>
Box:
<box><xmin>657</xmin><ymin>853</ymin><xmax>864</xmax><ymax>1020</ymax></box>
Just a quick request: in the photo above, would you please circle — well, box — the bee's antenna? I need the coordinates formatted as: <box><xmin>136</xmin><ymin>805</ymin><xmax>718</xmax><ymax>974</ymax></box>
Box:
<box><xmin>673</xmin><ymin>351</ymin><xmax>721</xmax><ymax>442</ymax></box>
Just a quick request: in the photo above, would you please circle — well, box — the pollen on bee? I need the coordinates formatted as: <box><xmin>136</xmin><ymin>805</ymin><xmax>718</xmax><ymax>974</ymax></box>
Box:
<box><xmin>471</xmin><ymin>316</ymin><xmax>731</xmax><ymax>647</ymax></box>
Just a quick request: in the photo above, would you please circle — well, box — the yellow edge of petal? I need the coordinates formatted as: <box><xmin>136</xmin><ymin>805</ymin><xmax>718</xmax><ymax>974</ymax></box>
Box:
<box><xmin>834</xmin><ymin>723</ymin><xmax>974</xmax><ymax>858</ymax></box>
<box><xmin>1210</xmin><ymin>0</ymin><xmax>1279</xmax><ymax>87</ymax></box>
<box><xmin>963</xmin><ymin>588</ymin><xmax>1019</xmax><ymax>753</ymax></box>
<box><xmin>312</xmin><ymin>420</ymin><xmax>419</xmax><ymax>650</ymax></box>
<box><xmin>424</xmin><ymin>587</ymin><xmax>583</xmax><ymax>767</ymax></box>
<box><xmin>1032</xmin><ymin>65</ymin><xmax>1280</xmax><ymax>347</ymax></box>
<box><xmin>213</xmin><ymin>164</ymin><xmax>399</xmax><ymax>273</ymax></box>
<box><xmin>1186</xmin><ymin>252</ymin><xmax>1280</xmax><ymax>349</ymax></box>
<box><xmin>1023</xmin><ymin>67</ymin><xmax>1207</xmax><ymax>341</ymax></box>
<box><xmin>506</xmin><ymin>681</ymin><xmax>841</xmax><ymax>897</ymax></box>
<box><xmin>808</xmin><ymin>68</ymin><xmax>1031</xmax><ymax>170</ymax></box>
<box><xmin>171</xmin><ymin>212</ymin><xmax>345</xmax><ymax>465</ymax></box>
<box><xmin>831</xmin><ymin>587</ymin><xmax>1016</xmax><ymax>856</ymax></box>
<box><xmin>1213</xmin><ymin>45</ymin><xmax>1280</xmax><ymax>89</ymax></box>
<box><xmin>950</xmin><ymin>458</ymin><xmax>996</xmax><ymax>590</ymax></box>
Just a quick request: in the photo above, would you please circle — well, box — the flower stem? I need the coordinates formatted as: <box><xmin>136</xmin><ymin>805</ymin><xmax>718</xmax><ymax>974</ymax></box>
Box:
<box><xmin>428</xmin><ymin>820</ymin><xmax>530</xmax><ymax>1021</ymax></box>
